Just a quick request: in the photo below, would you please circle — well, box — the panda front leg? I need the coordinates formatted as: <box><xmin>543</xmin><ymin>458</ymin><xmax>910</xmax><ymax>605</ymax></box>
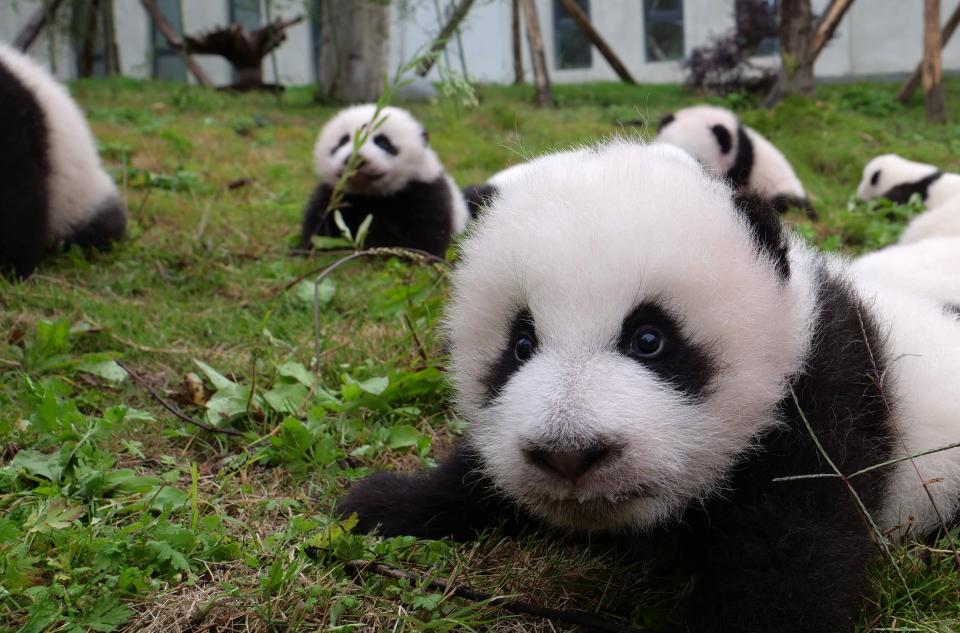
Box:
<box><xmin>682</xmin><ymin>495</ymin><xmax>875</xmax><ymax>633</ymax></box>
<box><xmin>336</xmin><ymin>440</ymin><xmax>523</xmax><ymax>541</ymax></box>
<box><xmin>297</xmin><ymin>184</ymin><xmax>334</xmax><ymax>251</ymax></box>
<box><xmin>63</xmin><ymin>197</ymin><xmax>128</xmax><ymax>251</ymax></box>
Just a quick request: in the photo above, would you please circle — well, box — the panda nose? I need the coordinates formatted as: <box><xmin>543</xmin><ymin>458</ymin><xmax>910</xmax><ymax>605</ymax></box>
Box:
<box><xmin>525</xmin><ymin>445</ymin><xmax>611</xmax><ymax>482</ymax></box>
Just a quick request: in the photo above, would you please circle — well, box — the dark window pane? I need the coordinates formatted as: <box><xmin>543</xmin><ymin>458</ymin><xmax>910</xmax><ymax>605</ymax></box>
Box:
<box><xmin>644</xmin><ymin>0</ymin><xmax>684</xmax><ymax>62</ymax></box>
<box><xmin>151</xmin><ymin>0</ymin><xmax>185</xmax><ymax>81</ymax></box>
<box><xmin>553</xmin><ymin>0</ymin><xmax>592</xmax><ymax>70</ymax></box>
<box><xmin>736</xmin><ymin>0</ymin><xmax>779</xmax><ymax>56</ymax></box>
<box><xmin>230</xmin><ymin>0</ymin><xmax>261</xmax><ymax>31</ymax></box>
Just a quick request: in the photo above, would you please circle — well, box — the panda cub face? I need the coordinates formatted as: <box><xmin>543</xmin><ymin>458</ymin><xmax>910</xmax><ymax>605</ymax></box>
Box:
<box><xmin>446</xmin><ymin>142</ymin><xmax>816</xmax><ymax>531</ymax></box>
<box><xmin>313</xmin><ymin>104</ymin><xmax>442</xmax><ymax>195</ymax></box>
<box><xmin>857</xmin><ymin>154</ymin><xmax>938</xmax><ymax>201</ymax></box>
<box><xmin>655</xmin><ymin>105</ymin><xmax>741</xmax><ymax>176</ymax></box>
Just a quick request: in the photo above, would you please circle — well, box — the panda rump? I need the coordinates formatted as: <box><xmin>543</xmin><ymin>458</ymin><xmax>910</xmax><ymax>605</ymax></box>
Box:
<box><xmin>0</xmin><ymin>43</ymin><xmax>126</xmax><ymax>279</ymax></box>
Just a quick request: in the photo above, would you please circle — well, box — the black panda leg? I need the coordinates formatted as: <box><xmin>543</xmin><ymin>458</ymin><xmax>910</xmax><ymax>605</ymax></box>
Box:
<box><xmin>683</xmin><ymin>495</ymin><xmax>875</xmax><ymax>632</ymax></box>
<box><xmin>336</xmin><ymin>441</ymin><xmax>523</xmax><ymax>541</ymax></box>
<box><xmin>296</xmin><ymin>184</ymin><xmax>334</xmax><ymax>252</ymax></box>
<box><xmin>64</xmin><ymin>197</ymin><xmax>128</xmax><ymax>251</ymax></box>
<box><xmin>0</xmin><ymin>197</ymin><xmax>48</xmax><ymax>280</ymax></box>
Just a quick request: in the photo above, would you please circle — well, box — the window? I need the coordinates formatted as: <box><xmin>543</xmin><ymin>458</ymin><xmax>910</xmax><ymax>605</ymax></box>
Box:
<box><xmin>230</xmin><ymin>0</ymin><xmax>261</xmax><ymax>31</ymax></box>
<box><xmin>736</xmin><ymin>0</ymin><xmax>779</xmax><ymax>56</ymax></box>
<box><xmin>151</xmin><ymin>0</ymin><xmax>186</xmax><ymax>81</ymax></box>
<box><xmin>553</xmin><ymin>0</ymin><xmax>592</xmax><ymax>70</ymax></box>
<box><xmin>644</xmin><ymin>0</ymin><xmax>684</xmax><ymax>62</ymax></box>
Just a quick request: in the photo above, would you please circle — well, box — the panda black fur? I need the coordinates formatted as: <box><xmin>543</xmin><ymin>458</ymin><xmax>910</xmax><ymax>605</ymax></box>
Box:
<box><xmin>656</xmin><ymin>104</ymin><xmax>816</xmax><ymax>218</ymax></box>
<box><xmin>338</xmin><ymin>142</ymin><xmax>960</xmax><ymax>632</ymax></box>
<box><xmin>297</xmin><ymin>105</ymin><xmax>468</xmax><ymax>258</ymax></box>
<box><xmin>0</xmin><ymin>43</ymin><xmax>127</xmax><ymax>279</ymax></box>
<box><xmin>858</xmin><ymin>153</ymin><xmax>960</xmax><ymax>208</ymax></box>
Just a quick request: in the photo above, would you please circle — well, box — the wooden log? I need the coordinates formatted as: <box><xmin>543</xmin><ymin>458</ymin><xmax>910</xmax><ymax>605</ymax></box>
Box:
<box><xmin>512</xmin><ymin>0</ymin><xmax>523</xmax><ymax>84</ymax></box>
<box><xmin>13</xmin><ymin>0</ymin><xmax>67</xmax><ymax>52</ymax></box>
<box><xmin>522</xmin><ymin>0</ymin><xmax>552</xmax><ymax>106</ymax></box>
<box><xmin>898</xmin><ymin>0</ymin><xmax>960</xmax><ymax>102</ymax></box>
<box><xmin>140</xmin><ymin>0</ymin><xmax>214</xmax><ymax>87</ymax></box>
<box><xmin>558</xmin><ymin>0</ymin><xmax>635</xmax><ymax>83</ymax></box>
<box><xmin>923</xmin><ymin>0</ymin><xmax>947</xmax><ymax>122</ymax></box>
<box><xmin>811</xmin><ymin>0</ymin><xmax>856</xmax><ymax>58</ymax></box>
<box><xmin>416</xmin><ymin>0</ymin><xmax>477</xmax><ymax>76</ymax></box>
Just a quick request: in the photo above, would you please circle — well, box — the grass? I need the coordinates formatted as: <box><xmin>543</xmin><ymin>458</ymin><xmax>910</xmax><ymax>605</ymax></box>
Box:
<box><xmin>1</xmin><ymin>76</ymin><xmax>959</xmax><ymax>632</ymax></box>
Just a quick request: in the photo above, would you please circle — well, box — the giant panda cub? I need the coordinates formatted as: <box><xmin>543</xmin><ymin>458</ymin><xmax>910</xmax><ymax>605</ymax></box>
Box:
<box><xmin>338</xmin><ymin>142</ymin><xmax>960</xmax><ymax>632</ymax></box>
<box><xmin>0</xmin><ymin>43</ymin><xmax>128</xmax><ymax>279</ymax></box>
<box><xmin>297</xmin><ymin>105</ymin><xmax>469</xmax><ymax>258</ymax></box>
<box><xmin>858</xmin><ymin>153</ymin><xmax>960</xmax><ymax>208</ymax></box>
<box><xmin>656</xmin><ymin>104</ymin><xmax>815</xmax><ymax>217</ymax></box>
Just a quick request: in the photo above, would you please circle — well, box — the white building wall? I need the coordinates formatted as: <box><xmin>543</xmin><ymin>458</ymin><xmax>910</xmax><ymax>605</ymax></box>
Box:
<box><xmin>2</xmin><ymin>0</ymin><xmax>960</xmax><ymax>86</ymax></box>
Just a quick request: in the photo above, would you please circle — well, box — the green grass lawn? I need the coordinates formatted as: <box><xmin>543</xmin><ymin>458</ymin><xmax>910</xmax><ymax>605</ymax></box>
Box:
<box><xmin>1</xmin><ymin>77</ymin><xmax>959</xmax><ymax>632</ymax></box>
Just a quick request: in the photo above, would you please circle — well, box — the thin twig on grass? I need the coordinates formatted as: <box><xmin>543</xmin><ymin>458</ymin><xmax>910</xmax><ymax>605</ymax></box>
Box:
<box><xmin>345</xmin><ymin>559</ymin><xmax>646</xmax><ymax>633</ymax></box>
<box><xmin>118</xmin><ymin>361</ymin><xmax>244</xmax><ymax>437</ymax></box>
<box><xmin>787</xmin><ymin>386</ymin><xmax>920</xmax><ymax>615</ymax></box>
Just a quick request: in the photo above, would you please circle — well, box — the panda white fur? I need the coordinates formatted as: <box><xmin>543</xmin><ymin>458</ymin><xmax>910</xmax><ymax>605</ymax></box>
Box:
<box><xmin>462</xmin><ymin>151</ymin><xmax>590</xmax><ymax>216</ymax></box>
<box><xmin>899</xmin><ymin>194</ymin><xmax>960</xmax><ymax>244</ymax></box>
<box><xmin>339</xmin><ymin>141</ymin><xmax>960</xmax><ymax>632</ymax></box>
<box><xmin>297</xmin><ymin>104</ymin><xmax>469</xmax><ymax>257</ymax></box>
<box><xmin>0</xmin><ymin>43</ymin><xmax>127</xmax><ymax>279</ymax></box>
<box><xmin>656</xmin><ymin>104</ymin><xmax>815</xmax><ymax>217</ymax></box>
<box><xmin>858</xmin><ymin>153</ymin><xmax>960</xmax><ymax>208</ymax></box>
<box><xmin>852</xmin><ymin>236</ymin><xmax>960</xmax><ymax>308</ymax></box>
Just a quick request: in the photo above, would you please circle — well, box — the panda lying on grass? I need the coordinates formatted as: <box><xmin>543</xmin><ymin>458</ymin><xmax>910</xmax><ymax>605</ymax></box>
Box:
<box><xmin>0</xmin><ymin>43</ymin><xmax>127</xmax><ymax>279</ymax></box>
<box><xmin>339</xmin><ymin>141</ymin><xmax>960</xmax><ymax>633</ymax></box>
<box><xmin>656</xmin><ymin>104</ymin><xmax>815</xmax><ymax>218</ymax></box>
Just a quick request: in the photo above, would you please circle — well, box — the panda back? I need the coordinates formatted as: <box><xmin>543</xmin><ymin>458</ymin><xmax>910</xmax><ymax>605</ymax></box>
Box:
<box><xmin>743</xmin><ymin>126</ymin><xmax>806</xmax><ymax>200</ymax></box>
<box><xmin>0</xmin><ymin>44</ymin><xmax>120</xmax><ymax>242</ymax></box>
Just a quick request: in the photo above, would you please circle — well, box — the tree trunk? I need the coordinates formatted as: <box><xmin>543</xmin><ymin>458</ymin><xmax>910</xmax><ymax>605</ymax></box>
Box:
<box><xmin>316</xmin><ymin>0</ymin><xmax>390</xmax><ymax>102</ymax></box>
<box><xmin>416</xmin><ymin>0</ymin><xmax>476</xmax><ymax>76</ymax></box>
<box><xmin>77</xmin><ymin>0</ymin><xmax>102</xmax><ymax>78</ymax></box>
<box><xmin>522</xmin><ymin>0</ymin><xmax>552</xmax><ymax>106</ymax></box>
<box><xmin>778</xmin><ymin>0</ymin><xmax>815</xmax><ymax>97</ymax></box>
<box><xmin>923</xmin><ymin>0</ymin><xmax>947</xmax><ymax>122</ymax></box>
<box><xmin>899</xmin><ymin>0</ymin><xmax>960</xmax><ymax>102</ymax></box>
<box><xmin>512</xmin><ymin>0</ymin><xmax>523</xmax><ymax>84</ymax></box>
<box><xmin>558</xmin><ymin>0</ymin><xmax>634</xmax><ymax>83</ymax></box>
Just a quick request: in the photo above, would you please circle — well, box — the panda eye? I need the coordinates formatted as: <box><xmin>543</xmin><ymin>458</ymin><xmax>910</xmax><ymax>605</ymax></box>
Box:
<box><xmin>629</xmin><ymin>327</ymin><xmax>665</xmax><ymax>358</ymax></box>
<box><xmin>514</xmin><ymin>333</ymin><xmax>536</xmax><ymax>362</ymax></box>
<box><xmin>330</xmin><ymin>134</ymin><xmax>350</xmax><ymax>155</ymax></box>
<box><xmin>870</xmin><ymin>170</ymin><xmax>881</xmax><ymax>186</ymax></box>
<box><xmin>373</xmin><ymin>134</ymin><xmax>400</xmax><ymax>156</ymax></box>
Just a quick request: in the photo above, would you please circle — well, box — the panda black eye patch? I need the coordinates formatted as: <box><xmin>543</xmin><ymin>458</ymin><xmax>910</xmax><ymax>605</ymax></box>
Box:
<box><xmin>331</xmin><ymin>133</ymin><xmax>350</xmax><ymax>155</ymax></box>
<box><xmin>373</xmin><ymin>134</ymin><xmax>400</xmax><ymax>156</ymax></box>
<box><xmin>616</xmin><ymin>302</ymin><xmax>719</xmax><ymax>398</ymax></box>
<box><xmin>870</xmin><ymin>169</ymin><xmax>881</xmax><ymax>186</ymax></box>
<box><xmin>481</xmin><ymin>309</ymin><xmax>537</xmax><ymax>404</ymax></box>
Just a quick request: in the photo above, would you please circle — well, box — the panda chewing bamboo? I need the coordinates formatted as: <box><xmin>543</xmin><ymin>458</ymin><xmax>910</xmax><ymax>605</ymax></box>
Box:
<box><xmin>0</xmin><ymin>43</ymin><xmax>127</xmax><ymax>279</ymax></box>
<box><xmin>339</xmin><ymin>141</ymin><xmax>960</xmax><ymax>633</ymax></box>
<box><xmin>298</xmin><ymin>104</ymin><xmax>468</xmax><ymax>258</ymax></box>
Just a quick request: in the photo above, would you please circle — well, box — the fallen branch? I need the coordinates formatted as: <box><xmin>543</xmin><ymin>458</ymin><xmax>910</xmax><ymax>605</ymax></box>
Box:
<box><xmin>345</xmin><ymin>560</ymin><xmax>645</xmax><ymax>633</ymax></box>
<box><xmin>118</xmin><ymin>361</ymin><xmax>244</xmax><ymax>437</ymax></box>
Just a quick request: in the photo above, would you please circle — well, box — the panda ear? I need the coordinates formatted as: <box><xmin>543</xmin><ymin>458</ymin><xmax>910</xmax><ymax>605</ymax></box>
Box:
<box><xmin>710</xmin><ymin>125</ymin><xmax>733</xmax><ymax>154</ymax></box>
<box><xmin>421</xmin><ymin>129</ymin><xmax>429</xmax><ymax>145</ymax></box>
<box><xmin>733</xmin><ymin>192</ymin><xmax>790</xmax><ymax>281</ymax></box>
<box><xmin>656</xmin><ymin>113</ymin><xmax>676</xmax><ymax>132</ymax></box>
